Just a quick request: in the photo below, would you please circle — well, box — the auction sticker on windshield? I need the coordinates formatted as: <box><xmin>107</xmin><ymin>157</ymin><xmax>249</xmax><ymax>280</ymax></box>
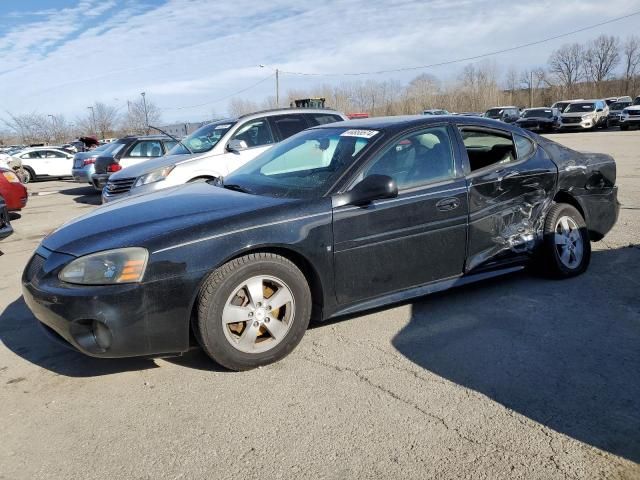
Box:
<box><xmin>340</xmin><ymin>129</ymin><xmax>379</xmax><ymax>138</ymax></box>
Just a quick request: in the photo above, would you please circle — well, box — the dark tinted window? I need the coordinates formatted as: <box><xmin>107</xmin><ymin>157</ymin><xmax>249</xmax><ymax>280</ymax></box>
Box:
<box><xmin>305</xmin><ymin>113</ymin><xmax>344</xmax><ymax>126</ymax></box>
<box><xmin>269</xmin><ymin>114</ymin><xmax>309</xmax><ymax>140</ymax></box>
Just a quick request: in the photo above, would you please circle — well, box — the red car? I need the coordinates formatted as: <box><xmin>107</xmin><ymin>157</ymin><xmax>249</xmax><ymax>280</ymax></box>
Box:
<box><xmin>0</xmin><ymin>168</ymin><xmax>28</xmax><ymax>211</ymax></box>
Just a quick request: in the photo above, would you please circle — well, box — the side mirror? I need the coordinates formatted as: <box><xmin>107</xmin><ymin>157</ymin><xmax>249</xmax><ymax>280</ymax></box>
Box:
<box><xmin>227</xmin><ymin>139</ymin><xmax>248</xmax><ymax>152</ymax></box>
<box><xmin>332</xmin><ymin>174</ymin><xmax>398</xmax><ymax>208</ymax></box>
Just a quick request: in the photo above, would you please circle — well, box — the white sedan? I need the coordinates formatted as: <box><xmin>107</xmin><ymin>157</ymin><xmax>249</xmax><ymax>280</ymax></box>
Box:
<box><xmin>12</xmin><ymin>147</ymin><xmax>74</xmax><ymax>183</ymax></box>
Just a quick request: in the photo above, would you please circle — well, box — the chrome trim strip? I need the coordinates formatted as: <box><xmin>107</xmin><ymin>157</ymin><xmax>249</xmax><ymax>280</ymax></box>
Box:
<box><xmin>152</xmin><ymin>212</ymin><xmax>330</xmax><ymax>254</ymax></box>
<box><xmin>334</xmin><ymin>186</ymin><xmax>467</xmax><ymax>212</ymax></box>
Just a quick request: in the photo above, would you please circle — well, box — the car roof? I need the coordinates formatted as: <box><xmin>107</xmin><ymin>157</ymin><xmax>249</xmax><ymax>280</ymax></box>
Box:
<box><xmin>237</xmin><ymin>108</ymin><xmax>344</xmax><ymax>120</ymax></box>
<box><xmin>312</xmin><ymin>114</ymin><xmax>520</xmax><ymax>134</ymax></box>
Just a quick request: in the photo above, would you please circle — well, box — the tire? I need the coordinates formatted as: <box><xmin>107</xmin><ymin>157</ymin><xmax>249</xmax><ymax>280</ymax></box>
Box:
<box><xmin>21</xmin><ymin>167</ymin><xmax>35</xmax><ymax>184</ymax></box>
<box><xmin>196</xmin><ymin>253</ymin><xmax>312</xmax><ymax>371</ymax></box>
<box><xmin>620</xmin><ymin>124</ymin><xmax>629</xmax><ymax>131</ymax></box>
<box><xmin>541</xmin><ymin>203</ymin><xmax>591</xmax><ymax>278</ymax></box>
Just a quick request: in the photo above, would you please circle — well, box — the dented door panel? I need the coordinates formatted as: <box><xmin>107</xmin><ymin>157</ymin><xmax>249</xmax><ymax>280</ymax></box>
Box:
<box><xmin>465</xmin><ymin>148</ymin><xmax>557</xmax><ymax>272</ymax></box>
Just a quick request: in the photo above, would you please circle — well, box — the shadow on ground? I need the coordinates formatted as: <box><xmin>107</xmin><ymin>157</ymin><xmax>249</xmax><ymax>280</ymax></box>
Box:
<box><xmin>392</xmin><ymin>246</ymin><xmax>640</xmax><ymax>462</ymax></box>
<box><xmin>0</xmin><ymin>296</ymin><xmax>157</xmax><ymax>377</ymax></box>
<box><xmin>57</xmin><ymin>185</ymin><xmax>102</xmax><ymax>205</ymax></box>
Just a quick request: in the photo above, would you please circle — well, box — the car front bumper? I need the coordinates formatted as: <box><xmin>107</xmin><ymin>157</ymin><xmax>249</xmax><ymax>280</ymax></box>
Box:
<box><xmin>22</xmin><ymin>246</ymin><xmax>196</xmax><ymax>358</ymax></box>
<box><xmin>91</xmin><ymin>173</ymin><xmax>111</xmax><ymax>190</ymax></box>
<box><xmin>620</xmin><ymin>116</ymin><xmax>640</xmax><ymax>127</ymax></box>
<box><xmin>559</xmin><ymin>119</ymin><xmax>594</xmax><ymax>130</ymax></box>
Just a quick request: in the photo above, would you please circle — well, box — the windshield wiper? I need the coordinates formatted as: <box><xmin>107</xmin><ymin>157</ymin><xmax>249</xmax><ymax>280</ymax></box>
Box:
<box><xmin>223</xmin><ymin>183</ymin><xmax>254</xmax><ymax>194</ymax></box>
<box><xmin>148</xmin><ymin>125</ymin><xmax>193</xmax><ymax>154</ymax></box>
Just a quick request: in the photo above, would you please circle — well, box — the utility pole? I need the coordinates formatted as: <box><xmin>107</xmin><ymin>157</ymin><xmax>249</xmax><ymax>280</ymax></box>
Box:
<box><xmin>47</xmin><ymin>114</ymin><xmax>56</xmax><ymax>144</ymax></box>
<box><xmin>87</xmin><ymin>106</ymin><xmax>97</xmax><ymax>138</ymax></box>
<box><xmin>141</xmin><ymin>92</ymin><xmax>149</xmax><ymax>134</ymax></box>
<box><xmin>530</xmin><ymin>71</ymin><xmax>534</xmax><ymax>108</ymax></box>
<box><xmin>275</xmin><ymin>68</ymin><xmax>279</xmax><ymax>107</ymax></box>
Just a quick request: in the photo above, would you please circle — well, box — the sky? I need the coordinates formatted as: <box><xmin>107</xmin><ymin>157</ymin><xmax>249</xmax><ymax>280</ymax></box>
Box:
<box><xmin>1</xmin><ymin>0</ymin><xmax>639</xmax><ymax>124</ymax></box>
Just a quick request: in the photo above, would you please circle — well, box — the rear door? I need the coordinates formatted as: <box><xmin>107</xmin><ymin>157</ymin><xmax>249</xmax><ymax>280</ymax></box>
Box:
<box><xmin>455</xmin><ymin>125</ymin><xmax>556</xmax><ymax>272</ymax></box>
<box><xmin>42</xmin><ymin>150</ymin><xmax>72</xmax><ymax>176</ymax></box>
<box><xmin>332</xmin><ymin>124</ymin><xmax>468</xmax><ymax>306</ymax></box>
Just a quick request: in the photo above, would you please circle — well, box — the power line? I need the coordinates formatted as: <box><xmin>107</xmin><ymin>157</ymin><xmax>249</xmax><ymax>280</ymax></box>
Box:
<box><xmin>161</xmin><ymin>73</ymin><xmax>275</xmax><ymax>111</ymax></box>
<box><xmin>280</xmin><ymin>9</ymin><xmax>640</xmax><ymax>77</ymax></box>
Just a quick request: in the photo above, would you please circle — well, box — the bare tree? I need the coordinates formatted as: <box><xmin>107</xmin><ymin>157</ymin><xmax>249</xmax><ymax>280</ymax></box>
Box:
<box><xmin>583</xmin><ymin>35</ymin><xmax>620</xmax><ymax>94</ymax></box>
<box><xmin>91</xmin><ymin>102</ymin><xmax>120</xmax><ymax>139</ymax></box>
<box><xmin>227</xmin><ymin>98</ymin><xmax>259</xmax><ymax>116</ymax></box>
<box><xmin>123</xmin><ymin>98</ymin><xmax>162</xmax><ymax>134</ymax></box>
<box><xmin>549</xmin><ymin>43</ymin><xmax>584</xmax><ymax>95</ymax></box>
<box><xmin>622</xmin><ymin>35</ymin><xmax>640</xmax><ymax>95</ymax></box>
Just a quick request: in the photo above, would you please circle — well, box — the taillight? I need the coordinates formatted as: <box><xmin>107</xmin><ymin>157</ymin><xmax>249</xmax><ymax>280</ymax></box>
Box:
<box><xmin>107</xmin><ymin>163</ymin><xmax>122</xmax><ymax>173</ymax></box>
<box><xmin>83</xmin><ymin>157</ymin><xmax>96</xmax><ymax>166</ymax></box>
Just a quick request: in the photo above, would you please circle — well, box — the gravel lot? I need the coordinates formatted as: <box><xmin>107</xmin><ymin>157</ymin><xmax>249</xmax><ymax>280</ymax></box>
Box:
<box><xmin>1</xmin><ymin>131</ymin><xmax>639</xmax><ymax>480</ymax></box>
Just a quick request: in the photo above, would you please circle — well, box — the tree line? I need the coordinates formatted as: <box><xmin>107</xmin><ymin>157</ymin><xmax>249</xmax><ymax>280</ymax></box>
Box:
<box><xmin>2</xmin><ymin>33</ymin><xmax>639</xmax><ymax>145</ymax></box>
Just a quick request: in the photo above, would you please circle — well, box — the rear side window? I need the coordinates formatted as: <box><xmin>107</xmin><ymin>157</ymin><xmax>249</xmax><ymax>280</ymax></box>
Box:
<box><xmin>305</xmin><ymin>114</ymin><xmax>344</xmax><ymax>126</ymax></box>
<box><xmin>460</xmin><ymin>128</ymin><xmax>516</xmax><ymax>172</ymax></box>
<box><xmin>129</xmin><ymin>141</ymin><xmax>163</xmax><ymax>157</ymax></box>
<box><xmin>269</xmin><ymin>114</ymin><xmax>309</xmax><ymax>140</ymax></box>
<box><xmin>514</xmin><ymin>134</ymin><xmax>535</xmax><ymax>160</ymax></box>
<box><xmin>44</xmin><ymin>150</ymin><xmax>67</xmax><ymax>158</ymax></box>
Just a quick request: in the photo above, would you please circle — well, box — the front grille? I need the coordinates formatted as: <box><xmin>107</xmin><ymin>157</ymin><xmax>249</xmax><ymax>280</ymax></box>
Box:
<box><xmin>562</xmin><ymin>117</ymin><xmax>582</xmax><ymax>124</ymax></box>
<box><xmin>627</xmin><ymin>110</ymin><xmax>640</xmax><ymax>116</ymax></box>
<box><xmin>25</xmin><ymin>254</ymin><xmax>45</xmax><ymax>281</ymax></box>
<box><xmin>105</xmin><ymin>177</ymin><xmax>135</xmax><ymax>195</ymax></box>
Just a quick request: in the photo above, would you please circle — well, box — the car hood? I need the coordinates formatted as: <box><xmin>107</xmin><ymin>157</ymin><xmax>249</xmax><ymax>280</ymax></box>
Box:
<box><xmin>517</xmin><ymin>117</ymin><xmax>553</xmax><ymax>122</ymax></box>
<box><xmin>109</xmin><ymin>152</ymin><xmax>205</xmax><ymax>180</ymax></box>
<box><xmin>562</xmin><ymin>112</ymin><xmax>594</xmax><ymax>118</ymax></box>
<box><xmin>42</xmin><ymin>182</ymin><xmax>295</xmax><ymax>257</ymax></box>
<box><xmin>624</xmin><ymin>105</ymin><xmax>640</xmax><ymax>112</ymax></box>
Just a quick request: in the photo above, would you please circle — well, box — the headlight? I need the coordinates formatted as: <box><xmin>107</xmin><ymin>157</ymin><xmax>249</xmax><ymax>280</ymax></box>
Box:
<box><xmin>2</xmin><ymin>170</ymin><xmax>20</xmax><ymax>183</ymax></box>
<box><xmin>134</xmin><ymin>165</ymin><xmax>175</xmax><ymax>188</ymax></box>
<box><xmin>59</xmin><ymin>247</ymin><xmax>148</xmax><ymax>285</ymax></box>
<box><xmin>582</xmin><ymin>113</ymin><xmax>594</xmax><ymax>120</ymax></box>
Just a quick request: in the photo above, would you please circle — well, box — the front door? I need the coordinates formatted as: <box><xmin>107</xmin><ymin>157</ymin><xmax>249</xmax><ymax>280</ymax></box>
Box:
<box><xmin>455</xmin><ymin>125</ymin><xmax>557</xmax><ymax>271</ymax></box>
<box><xmin>332</xmin><ymin>125</ymin><xmax>468</xmax><ymax>306</ymax></box>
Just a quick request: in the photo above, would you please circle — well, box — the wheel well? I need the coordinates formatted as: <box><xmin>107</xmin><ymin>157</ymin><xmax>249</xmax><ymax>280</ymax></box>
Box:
<box><xmin>188</xmin><ymin>176</ymin><xmax>215</xmax><ymax>183</ymax></box>
<box><xmin>553</xmin><ymin>191</ymin><xmax>585</xmax><ymax>220</ymax></box>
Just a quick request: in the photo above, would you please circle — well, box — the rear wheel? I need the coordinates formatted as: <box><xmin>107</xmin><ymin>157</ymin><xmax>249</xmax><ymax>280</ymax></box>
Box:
<box><xmin>541</xmin><ymin>203</ymin><xmax>591</xmax><ymax>278</ymax></box>
<box><xmin>196</xmin><ymin>253</ymin><xmax>312</xmax><ymax>371</ymax></box>
<box><xmin>21</xmin><ymin>167</ymin><xmax>35</xmax><ymax>184</ymax></box>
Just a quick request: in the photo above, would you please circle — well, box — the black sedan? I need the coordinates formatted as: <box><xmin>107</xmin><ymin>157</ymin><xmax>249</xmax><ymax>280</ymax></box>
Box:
<box><xmin>515</xmin><ymin>108</ymin><xmax>562</xmax><ymax>132</ymax></box>
<box><xmin>22</xmin><ymin>116</ymin><xmax>619</xmax><ymax>370</ymax></box>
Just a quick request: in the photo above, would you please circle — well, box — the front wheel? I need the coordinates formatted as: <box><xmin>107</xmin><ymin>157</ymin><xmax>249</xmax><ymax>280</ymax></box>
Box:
<box><xmin>620</xmin><ymin>124</ymin><xmax>629</xmax><ymax>131</ymax></box>
<box><xmin>196</xmin><ymin>253</ymin><xmax>312</xmax><ymax>371</ymax></box>
<box><xmin>541</xmin><ymin>203</ymin><xmax>591</xmax><ymax>278</ymax></box>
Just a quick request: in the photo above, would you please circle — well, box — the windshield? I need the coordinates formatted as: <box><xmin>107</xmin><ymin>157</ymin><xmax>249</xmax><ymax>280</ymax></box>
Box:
<box><xmin>223</xmin><ymin>127</ymin><xmax>379</xmax><ymax>199</ymax></box>
<box><xmin>523</xmin><ymin>109</ymin><xmax>553</xmax><ymax>118</ymax></box>
<box><xmin>167</xmin><ymin>120</ymin><xmax>236</xmax><ymax>155</ymax></box>
<box><xmin>484</xmin><ymin>108</ymin><xmax>503</xmax><ymax>118</ymax></box>
<box><xmin>610</xmin><ymin>102</ymin><xmax>630</xmax><ymax>111</ymax></box>
<box><xmin>98</xmin><ymin>141</ymin><xmax>126</xmax><ymax>157</ymax></box>
<box><xmin>565</xmin><ymin>103</ymin><xmax>595</xmax><ymax>113</ymax></box>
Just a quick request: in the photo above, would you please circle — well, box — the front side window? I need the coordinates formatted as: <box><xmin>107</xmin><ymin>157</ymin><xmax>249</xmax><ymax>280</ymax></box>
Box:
<box><xmin>356</xmin><ymin>126</ymin><xmax>455</xmax><ymax>190</ymax></box>
<box><xmin>223</xmin><ymin>127</ymin><xmax>378</xmax><ymax>199</ymax></box>
<box><xmin>129</xmin><ymin>141</ymin><xmax>163</xmax><ymax>157</ymax></box>
<box><xmin>231</xmin><ymin>118</ymin><xmax>274</xmax><ymax>148</ymax></box>
<box><xmin>44</xmin><ymin>150</ymin><xmax>67</xmax><ymax>158</ymax></box>
<box><xmin>460</xmin><ymin>128</ymin><xmax>516</xmax><ymax>172</ymax></box>
<box><xmin>22</xmin><ymin>151</ymin><xmax>42</xmax><ymax>159</ymax></box>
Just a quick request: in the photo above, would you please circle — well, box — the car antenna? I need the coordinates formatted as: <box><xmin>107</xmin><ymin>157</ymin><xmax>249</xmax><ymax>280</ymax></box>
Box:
<box><xmin>148</xmin><ymin>125</ymin><xmax>193</xmax><ymax>154</ymax></box>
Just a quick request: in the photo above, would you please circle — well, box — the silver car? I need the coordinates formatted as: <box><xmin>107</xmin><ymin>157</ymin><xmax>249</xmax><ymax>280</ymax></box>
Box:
<box><xmin>102</xmin><ymin>108</ymin><xmax>347</xmax><ymax>203</ymax></box>
<box><xmin>70</xmin><ymin>143</ymin><xmax>112</xmax><ymax>187</ymax></box>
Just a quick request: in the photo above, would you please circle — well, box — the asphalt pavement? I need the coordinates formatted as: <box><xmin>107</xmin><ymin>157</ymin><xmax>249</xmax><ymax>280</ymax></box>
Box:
<box><xmin>0</xmin><ymin>130</ymin><xmax>639</xmax><ymax>480</ymax></box>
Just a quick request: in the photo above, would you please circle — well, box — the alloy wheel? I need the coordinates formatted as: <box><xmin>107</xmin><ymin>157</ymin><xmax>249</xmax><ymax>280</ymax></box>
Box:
<box><xmin>554</xmin><ymin>216</ymin><xmax>583</xmax><ymax>269</ymax></box>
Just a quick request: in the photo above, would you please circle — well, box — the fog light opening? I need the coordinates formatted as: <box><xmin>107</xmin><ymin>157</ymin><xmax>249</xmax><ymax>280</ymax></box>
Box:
<box><xmin>92</xmin><ymin>320</ymin><xmax>112</xmax><ymax>350</ymax></box>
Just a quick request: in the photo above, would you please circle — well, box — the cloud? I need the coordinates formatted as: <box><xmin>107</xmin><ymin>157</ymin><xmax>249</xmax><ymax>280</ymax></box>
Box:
<box><xmin>0</xmin><ymin>0</ymin><xmax>639</xmax><ymax>123</ymax></box>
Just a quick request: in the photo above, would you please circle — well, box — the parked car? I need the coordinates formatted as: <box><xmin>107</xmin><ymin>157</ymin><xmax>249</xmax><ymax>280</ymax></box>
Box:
<box><xmin>0</xmin><ymin>195</ymin><xmax>13</xmax><ymax>240</ymax></box>
<box><xmin>0</xmin><ymin>168</ymin><xmax>28</xmax><ymax>211</ymax></box>
<box><xmin>11</xmin><ymin>146</ymin><xmax>75</xmax><ymax>183</ymax></box>
<box><xmin>619</xmin><ymin>96</ymin><xmax>640</xmax><ymax>131</ymax></box>
<box><xmin>483</xmin><ymin>106</ymin><xmax>520</xmax><ymax>123</ymax></box>
<box><xmin>23</xmin><ymin>115</ymin><xmax>619</xmax><ymax>370</ymax></box>
<box><xmin>70</xmin><ymin>143</ymin><xmax>112</xmax><ymax>187</ymax></box>
<box><xmin>91</xmin><ymin>135</ymin><xmax>178</xmax><ymax>191</ymax></box>
<box><xmin>423</xmin><ymin>109</ymin><xmax>449</xmax><ymax>115</ymax></box>
<box><xmin>604</xmin><ymin>96</ymin><xmax>632</xmax><ymax>106</ymax></box>
<box><xmin>515</xmin><ymin>107</ymin><xmax>562</xmax><ymax>132</ymax></box>
<box><xmin>559</xmin><ymin>100</ymin><xmax>609</xmax><ymax>131</ymax></box>
<box><xmin>607</xmin><ymin>100</ymin><xmax>632</xmax><ymax>128</ymax></box>
<box><xmin>102</xmin><ymin>108</ymin><xmax>348</xmax><ymax>203</ymax></box>
<box><xmin>551</xmin><ymin>99</ymin><xmax>583</xmax><ymax>113</ymax></box>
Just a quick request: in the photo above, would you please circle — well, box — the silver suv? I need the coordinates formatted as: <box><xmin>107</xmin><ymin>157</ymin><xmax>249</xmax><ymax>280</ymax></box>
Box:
<box><xmin>102</xmin><ymin>108</ymin><xmax>347</xmax><ymax>203</ymax></box>
<box><xmin>560</xmin><ymin>99</ymin><xmax>609</xmax><ymax>130</ymax></box>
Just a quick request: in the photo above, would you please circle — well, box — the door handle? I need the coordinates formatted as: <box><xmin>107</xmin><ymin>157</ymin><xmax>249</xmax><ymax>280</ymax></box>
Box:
<box><xmin>436</xmin><ymin>197</ymin><xmax>460</xmax><ymax>212</ymax></box>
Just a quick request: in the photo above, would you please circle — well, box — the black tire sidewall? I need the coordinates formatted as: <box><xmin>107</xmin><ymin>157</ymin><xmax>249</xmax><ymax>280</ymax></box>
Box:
<box><xmin>198</xmin><ymin>255</ymin><xmax>311</xmax><ymax>371</ymax></box>
<box><xmin>543</xmin><ymin>203</ymin><xmax>591</xmax><ymax>278</ymax></box>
